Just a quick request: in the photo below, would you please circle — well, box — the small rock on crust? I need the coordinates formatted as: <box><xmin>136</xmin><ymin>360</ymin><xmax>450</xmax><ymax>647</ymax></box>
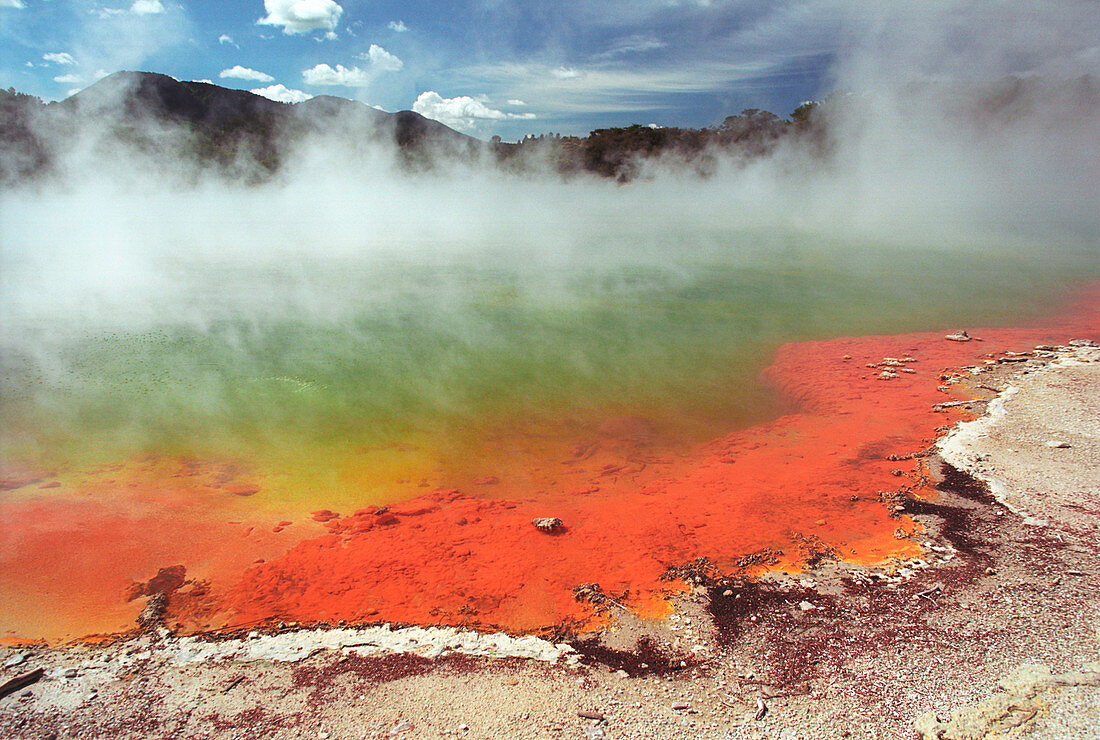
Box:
<box><xmin>531</xmin><ymin>517</ymin><xmax>564</xmax><ymax>533</ymax></box>
<box><xmin>1045</xmin><ymin>440</ymin><xmax>1071</xmax><ymax>448</ymax></box>
<box><xmin>3</xmin><ymin>653</ymin><xmax>28</xmax><ymax>668</ymax></box>
<box><xmin>945</xmin><ymin>330</ymin><xmax>971</xmax><ymax>342</ymax></box>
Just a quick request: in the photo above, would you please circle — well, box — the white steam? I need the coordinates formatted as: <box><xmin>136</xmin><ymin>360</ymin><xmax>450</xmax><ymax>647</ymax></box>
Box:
<box><xmin>1</xmin><ymin>4</ymin><xmax>1098</xmax><ymax>444</ymax></box>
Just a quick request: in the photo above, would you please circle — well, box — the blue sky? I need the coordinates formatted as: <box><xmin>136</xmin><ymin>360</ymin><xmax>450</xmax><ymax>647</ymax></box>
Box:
<box><xmin>0</xmin><ymin>0</ymin><xmax>848</xmax><ymax>139</ymax></box>
<box><xmin>2</xmin><ymin>2</ymin><xmax>1097</xmax><ymax>140</ymax></box>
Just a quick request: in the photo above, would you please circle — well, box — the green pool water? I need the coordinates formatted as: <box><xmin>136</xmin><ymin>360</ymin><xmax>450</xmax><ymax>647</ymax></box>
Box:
<box><xmin>2</xmin><ymin>214</ymin><xmax>1096</xmax><ymax>507</ymax></box>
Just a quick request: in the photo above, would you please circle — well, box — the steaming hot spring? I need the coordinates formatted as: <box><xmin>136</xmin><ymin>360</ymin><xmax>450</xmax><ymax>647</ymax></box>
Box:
<box><xmin>2</xmin><ymin>176</ymin><xmax>1096</xmax><ymax>642</ymax></box>
<box><xmin>1</xmin><ymin>88</ymin><xmax>1098</xmax><ymax>642</ymax></box>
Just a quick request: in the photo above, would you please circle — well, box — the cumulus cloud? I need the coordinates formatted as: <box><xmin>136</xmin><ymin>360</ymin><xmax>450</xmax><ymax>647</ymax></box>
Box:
<box><xmin>43</xmin><ymin>52</ymin><xmax>77</xmax><ymax>65</ymax></box>
<box><xmin>53</xmin><ymin>73</ymin><xmax>84</xmax><ymax>84</ymax></box>
<box><xmin>302</xmin><ymin>47</ymin><xmax>403</xmax><ymax>87</ymax></box>
<box><xmin>258</xmin><ymin>0</ymin><xmax>343</xmax><ymax>35</ymax></box>
<box><xmin>302</xmin><ymin>63</ymin><xmax>371</xmax><ymax>87</ymax></box>
<box><xmin>219</xmin><ymin>65</ymin><xmax>275</xmax><ymax>83</ymax></box>
<box><xmin>130</xmin><ymin>0</ymin><xmax>164</xmax><ymax>13</ymax></box>
<box><xmin>388</xmin><ymin>20</ymin><xmax>408</xmax><ymax>32</ymax></box>
<box><xmin>507</xmin><ymin>99</ymin><xmax>527</xmax><ymax>106</ymax></box>
<box><xmin>251</xmin><ymin>84</ymin><xmax>313</xmax><ymax>103</ymax></box>
<box><xmin>412</xmin><ymin>91</ymin><xmax>536</xmax><ymax>133</ymax></box>
<box><xmin>0</xmin><ymin>0</ymin><xmax>27</xmax><ymax>8</ymax></box>
<box><xmin>359</xmin><ymin>44</ymin><xmax>403</xmax><ymax>72</ymax></box>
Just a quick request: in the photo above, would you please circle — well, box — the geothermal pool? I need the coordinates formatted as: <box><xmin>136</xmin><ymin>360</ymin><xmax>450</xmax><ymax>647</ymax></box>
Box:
<box><xmin>1</xmin><ymin>220</ymin><xmax>1097</xmax><ymax>642</ymax></box>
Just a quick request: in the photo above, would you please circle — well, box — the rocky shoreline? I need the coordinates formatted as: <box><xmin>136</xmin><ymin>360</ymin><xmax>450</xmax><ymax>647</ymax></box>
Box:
<box><xmin>2</xmin><ymin>341</ymin><xmax>1097</xmax><ymax>739</ymax></box>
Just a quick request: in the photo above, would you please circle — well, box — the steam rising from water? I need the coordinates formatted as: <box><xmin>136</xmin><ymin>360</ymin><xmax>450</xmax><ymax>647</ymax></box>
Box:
<box><xmin>2</xmin><ymin>6</ymin><xmax>1098</xmax><ymax>486</ymax></box>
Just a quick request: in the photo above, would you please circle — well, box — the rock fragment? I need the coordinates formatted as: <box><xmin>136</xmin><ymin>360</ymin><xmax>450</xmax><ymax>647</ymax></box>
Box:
<box><xmin>4</xmin><ymin>653</ymin><xmax>28</xmax><ymax>668</ymax></box>
<box><xmin>945</xmin><ymin>331</ymin><xmax>971</xmax><ymax>342</ymax></box>
<box><xmin>0</xmin><ymin>668</ymin><xmax>44</xmax><ymax>700</ymax></box>
<box><xmin>531</xmin><ymin>517</ymin><xmax>564</xmax><ymax>533</ymax></box>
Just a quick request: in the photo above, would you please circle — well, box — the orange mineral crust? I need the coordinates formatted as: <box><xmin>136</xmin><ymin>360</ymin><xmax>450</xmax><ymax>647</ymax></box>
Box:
<box><xmin>0</xmin><ymin>458</ymin><xmax>302</xmax><ymax>642</ymax></box>
<box><xmin>3</xmin><ymin>287</ymin><xmax>1096</xmax><ymax>642</ymax></box>
<box><xmin>169</xmin><ymin>288</ymin><xmax>1098</xmax><ymax>636</ymax></box>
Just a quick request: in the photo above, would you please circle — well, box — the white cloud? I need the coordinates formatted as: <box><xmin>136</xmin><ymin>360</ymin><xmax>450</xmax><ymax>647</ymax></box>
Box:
<box><xmin>194</xmin><ymin>78</ymin><xmax>214</xmax><ymax>84</ymax></box>
<box><xmin>258</xmin><ymin>0</ymin><xmax>343</xmax><ymax>35</ymax></box>
<box><xmin>0</xmin><ymin>0</ymin><xmax>27</xmax><ymax>8</ymax></box>
<box><xmin>130</xmin><ymin>0</ymin><xmax>165</xmax><ymax>14</ymax></box>
<box><xmin>449</xmin><ymin>60</ymin><xmax>780</xmax><ymax>116</ymax></box>
<box><xmin>388</xmin><ymin>20</ymin><xmax>408</xmax><ymax>32</ymax></box>
<box><xmin>360</xmin><ymin>44</ymin><xmax>403</xmax><ymax>72</ymax></box>
<box><xmin>218</xmin><ymin>34</ymin><xmax>237</xmax><ymax>46</ymax></box>
<box><xmin>302</xmin><ymin>63</ymin><xmax>371</xmax><ymax>86</ymax></box>
<box><xmin>219</xmin><ymin>65</ymin><xmax>275</xmax><ymax>82</ymax></box>
<box><xmin>412</xmin><ymin>91</ymin><xmax>536</xmax><ymax>133</ymax></box>
<box><xmin>251</xmin><ymin>83</ymin><xmax>313</xmax><ymax>103</ymax></box>
<box><xmin>54</xmin><ymin>73</ymin><xmax>84</xmax><ymax>84</ymax></box>
<box><xmin>43</xmin><ymin>52</ymin><xmax>77</xmax><ymax>65</ymax></box>
<box><xmin>93</xmin><ymin>0</ymin><xmax>168</xmax><ymax>17</ymax></box>
<box><xmin>507</xmin><ymin>99</ymin><xmax>527</xmax><ymax>106</ymax></box>
<box><xmin>593</xmin><ymin>34</ymin><xmax>666</xmax><ymax>60</ymax></box>
<box><xmin>302</xmin><ymin>47</ymin><xmax>403</xmax><ymax>87</ymax></box>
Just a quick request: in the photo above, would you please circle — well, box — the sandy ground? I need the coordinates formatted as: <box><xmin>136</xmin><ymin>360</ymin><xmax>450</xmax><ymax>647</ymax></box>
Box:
<box><xmin>1</xmin><ymin>341</ymin><xmax>1097</xmax><ymax>740</ymax></box>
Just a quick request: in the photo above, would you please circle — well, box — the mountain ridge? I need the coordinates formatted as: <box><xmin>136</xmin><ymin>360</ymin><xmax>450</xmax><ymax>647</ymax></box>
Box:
<box><xmin>3</xmin><ymin>70</ymin><xmax>1095</xmax><ymax>185</ymax></box>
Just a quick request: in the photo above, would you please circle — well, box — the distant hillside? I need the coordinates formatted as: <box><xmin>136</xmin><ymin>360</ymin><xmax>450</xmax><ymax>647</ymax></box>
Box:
<box><xmin>0</xmin><ymin>71</ymin><xmax>481</xmax><ymax>183</ymax></box>
<box><xmin>2</xmin><ymin>70</ymin><xmax>1095</xmax><ymax>185</ymax></box>
<box><xmin>0</xmin><ymin>71</ymin><xmax>811</xmax><ymax>184</ymax></box>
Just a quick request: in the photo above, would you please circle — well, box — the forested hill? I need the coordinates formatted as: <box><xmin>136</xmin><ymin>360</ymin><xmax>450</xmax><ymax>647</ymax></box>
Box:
<box><xmin>0</xmin><ymin>71</ymin><xmax>480</xmax><ymax>184</ymax></box>
<box><xmin>2</xmin><ymin>70</ymin><xmax>1096</xmax><ymax>185</ymax></box>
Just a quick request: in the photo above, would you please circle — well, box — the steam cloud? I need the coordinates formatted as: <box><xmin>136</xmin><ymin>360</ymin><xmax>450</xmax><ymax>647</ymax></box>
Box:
<box><xmin>1</xmin><ymin>3</ymin><xmax>1097</xmax><ymax>467</ymax></box>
